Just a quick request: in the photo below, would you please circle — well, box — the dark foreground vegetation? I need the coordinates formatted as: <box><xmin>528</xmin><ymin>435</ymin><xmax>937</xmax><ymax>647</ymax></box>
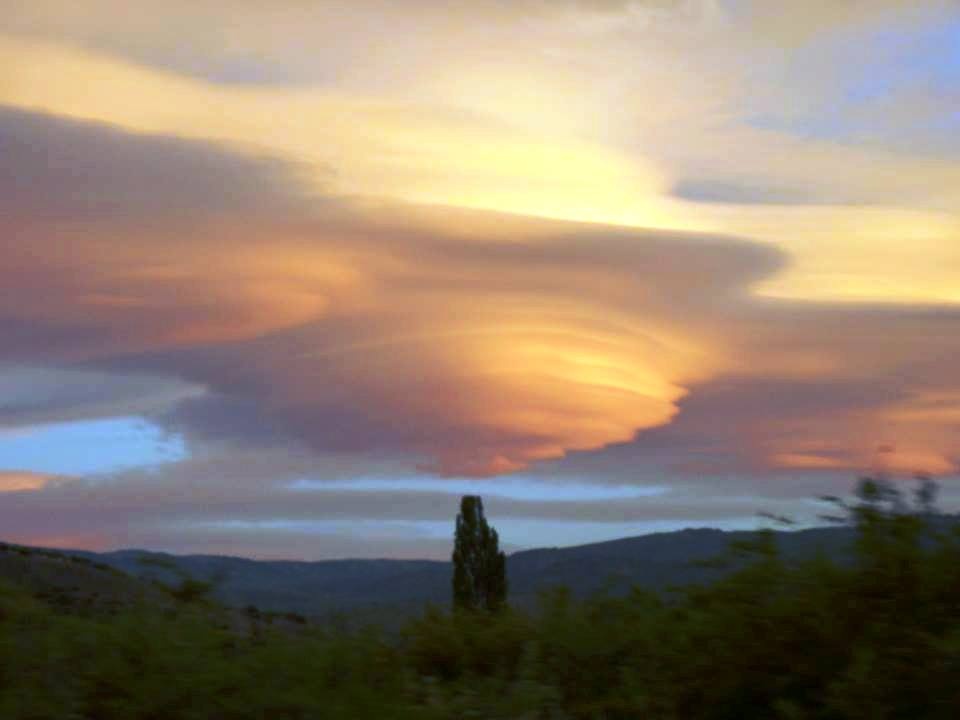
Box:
<box><xmin>3</xmin><ymin>477</ymin><xmax>960</xmax><ymax>719</ymax></box>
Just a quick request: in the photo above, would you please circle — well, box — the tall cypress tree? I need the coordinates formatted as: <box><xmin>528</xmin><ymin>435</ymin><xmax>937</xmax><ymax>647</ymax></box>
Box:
<box><xmin>452</xmin><ymin>496</ymin><xmax>507</xmax><ymax>612</ymax></box>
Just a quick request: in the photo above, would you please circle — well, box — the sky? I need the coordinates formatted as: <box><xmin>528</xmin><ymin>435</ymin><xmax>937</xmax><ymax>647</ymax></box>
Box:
<box><xmin>1</xmin><ymin>0</ymin><xmax>959</xmax><ymax>559</ymax></box>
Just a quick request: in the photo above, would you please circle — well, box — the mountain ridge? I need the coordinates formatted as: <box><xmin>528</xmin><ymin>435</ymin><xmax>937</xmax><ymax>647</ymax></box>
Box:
<box><xmin>17</xmin><ymin>521</ymin><xmax>867</xmax><ymax>620</ymax></box>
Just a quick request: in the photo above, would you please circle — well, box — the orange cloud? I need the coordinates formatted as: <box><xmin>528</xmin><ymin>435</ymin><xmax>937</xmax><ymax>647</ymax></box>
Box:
<box><xmin>4</xmin><ymin>103</ymin><xmax>960</xmax><ymax>482</ymax></box>
<box><xmin>1</xmin><ymin>107</ymin><xmax>766</xmax><ymax>475</ymax></box>
<box><xmin>0</xmin><ymin>472</ymin><xmax>54</xmax><ymax>492</ymax></box>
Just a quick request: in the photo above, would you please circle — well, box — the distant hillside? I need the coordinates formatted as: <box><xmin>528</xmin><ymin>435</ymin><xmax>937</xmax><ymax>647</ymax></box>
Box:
<box><xmin>0</xmin><ymin>542</ymin><xmax>169</xmax><ymax>614</ymax></box>
<box><xmin>25</xmin><ymin>523</ymin><xmax>864</xmax><ymax>619</ymax></box>
<box><xmin>74</xmin><ymin>550</ymin><xmax>452</xmax><ymax>618</ymax></box>
<box><xmin>506</xmin><ymin>525</ymin><xmax>857</xmax><ymax>600</ymax></box>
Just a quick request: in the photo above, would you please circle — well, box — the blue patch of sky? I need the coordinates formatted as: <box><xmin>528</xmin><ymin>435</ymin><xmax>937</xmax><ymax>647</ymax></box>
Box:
<box><xmin>845</xmin><ymin>16</ymin><xmax>960</xmax><ymax>97</ymax></box>
<box><xmin>747</xmin><ymin>13</ymin><xmax>960</xmax><ymax>146</ymax></box>
<box><xmin>199</xmin><ymin>518</ymin><xmax>455</xmax><ymax>540</ymax></box>
<box><xmin>0</xmin><ymin>417</ymin><xmax>185</xmax><ymax>475</ymax></box>
<box><xmin>288</xmin><ymin>476</ymin><xmax>668</xmax><ymax>502</ymax></box>
<box><xmin>491</xmin><ymin>516</ymin><xmax>766</xmax><ymax>551</ymax></box>
<box><xmin>196</xmin><ymin>516</ymin><xmax>765</xmax><ymax>552</ymax></box>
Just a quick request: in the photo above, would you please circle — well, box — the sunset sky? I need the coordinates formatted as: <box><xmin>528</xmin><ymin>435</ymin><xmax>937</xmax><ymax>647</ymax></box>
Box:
<box><xmin>2</xmin><ymin>0</ymin><xmax>959</xmax><ymax>559</ymax></box>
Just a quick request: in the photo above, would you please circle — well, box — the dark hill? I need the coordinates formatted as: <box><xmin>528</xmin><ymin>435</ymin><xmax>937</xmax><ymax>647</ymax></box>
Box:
<box><xmin>0</xmin><ymin>542</ymin><xmax>169</xmax><ymax>614</ymax></box>
<box><xmin>24</xmin><ymin>523</ymin><xmax>864</xmax><ymax>619</ymax></box>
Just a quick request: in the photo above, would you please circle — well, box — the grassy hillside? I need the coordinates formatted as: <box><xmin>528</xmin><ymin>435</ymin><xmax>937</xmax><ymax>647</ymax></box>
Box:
<box><xmin>0</xmin><ymin>543</ymin><xmax>169</xmax><ymax>615</ymax></box>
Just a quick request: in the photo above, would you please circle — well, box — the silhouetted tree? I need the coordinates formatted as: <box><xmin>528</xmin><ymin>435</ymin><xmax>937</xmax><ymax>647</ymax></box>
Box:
<box><xmin>452</xmin><ymin>495</ymin><xmax>507</xmax><ymax>612</ymax></box>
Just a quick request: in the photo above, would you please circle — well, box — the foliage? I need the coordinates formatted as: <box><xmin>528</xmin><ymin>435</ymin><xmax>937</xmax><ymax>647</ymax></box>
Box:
<box><xmin>452</xmin><ymin>495</ymin><xmax>507</xmax><ymax>613</ymax></box>
<box><xmin>2</xmin><ymin>477</ymin><xmax>960</xmax><ymax>718</ymax></box>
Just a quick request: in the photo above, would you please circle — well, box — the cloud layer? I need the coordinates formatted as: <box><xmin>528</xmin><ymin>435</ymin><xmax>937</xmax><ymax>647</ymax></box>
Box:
<box><xmin>2</xmin><ymin>107</ymin><xmax>778</xmax><ymax>476</ymax></box>
<box><xmin>1</xmin><ymin>0</ymin><xmax>958</xmax><ymax>557</ymax></box>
